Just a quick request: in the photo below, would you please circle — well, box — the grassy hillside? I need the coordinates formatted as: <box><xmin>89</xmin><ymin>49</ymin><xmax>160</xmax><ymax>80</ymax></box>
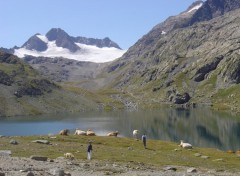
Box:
<box><xmin>0</xmin><ymin>135</ymin><xmax>240</xmax><ymax>172</ymax></box>
<box><xmin>0</xmin><ymin>51</ymin><xmax>125</xmax><ymax>117</ymax></box>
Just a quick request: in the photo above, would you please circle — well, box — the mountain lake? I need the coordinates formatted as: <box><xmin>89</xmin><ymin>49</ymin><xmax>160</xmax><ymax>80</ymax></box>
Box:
<box><xmin>0</xmin><ymin>107</ymin><xmax>240</xmax><ymax>151</ymax></box>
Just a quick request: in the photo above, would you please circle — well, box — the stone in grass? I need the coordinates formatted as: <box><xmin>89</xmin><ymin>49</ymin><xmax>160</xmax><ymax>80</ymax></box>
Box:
<box><xmin>187</xmin><ymin>167</ymin><xmax>197</xmax><ymax>173</ymax></box>
<box><xmin>31</xmin><ymin>140</ymin><xmax>50</xmax><ymax>145</ymax></box>
<box><xmin>30</xmin><ymin>156</ymin><xmax>48</xmax><ymax>161</ymax></box>
<box><xmin>0</xmin><ymin>150</ymin><xmax>11</xmax><ymax>156</ymax></box>
<box><xmin>163</xmin><ymin>166</ymin><xmax>177</xmax><ymax>171</ymax></box>
<box><xmin>9</xmin><ymin>139</ymin><xmax>18</xmax><ymax>145</ymax></box>
<box><xmin>194</xmin><ymin>153</ymin><xmax>201</xmax><ymax>157</ymax></box>
<box><xmin>212</xmin><ymin>158</ymin><xmax>224</xmax><ymax>162</ymax></box>
<box><xmin>49</xmin><ymin>168</ymin><xmax>65</xmax><ymax>176</ymax></box>
<box><xmin>26</xmin><ymin>172</ymin><xmax>34</xmax><ymax>176</ymax></box>
<box><xmin>174</xmin><ymin>148</ymin><xmax>181</xmax><ymax>151</ymax></box>
<box><xmin>201</xmin><ymin>155</ymin><xmax>210</xmax><ymax>159</ymax></box>
<box><xmin>65</xmin><ymin>172</ymin><xmax>71</xmax><ymax>176</ymax></box>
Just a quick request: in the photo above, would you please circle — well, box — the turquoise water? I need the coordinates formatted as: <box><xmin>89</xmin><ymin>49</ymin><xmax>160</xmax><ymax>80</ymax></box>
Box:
<box><xmin>0</xmin><ymin>107</ymin><xmax>240</xmax><ymax>150</ymax></box>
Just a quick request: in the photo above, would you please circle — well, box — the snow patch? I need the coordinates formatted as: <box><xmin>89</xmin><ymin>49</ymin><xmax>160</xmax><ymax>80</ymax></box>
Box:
<box><xmin>187</xmin><ymin>3</ymin><xmax>203</xmax><ymax>13</ymax></box>
<box><xmin>14</xmin><ymin>41</ymin><xmax>126</xmax><ymax>63</ymax></box>
<box><xmin>161</xmin><ymin>31</ymin><xmax>166</xmax><ymax>35</ymax></box>
<box><xmin>36</xmin><ymin>35</ymin><xmax>48</xmax><ymax>43</ymax></box>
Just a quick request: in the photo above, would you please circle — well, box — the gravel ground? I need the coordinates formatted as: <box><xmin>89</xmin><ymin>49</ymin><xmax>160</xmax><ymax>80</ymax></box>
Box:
<box><xmin>0</xmin><ymin>156</ymin><xmax>239</xmax><ymax>176</ymax></box>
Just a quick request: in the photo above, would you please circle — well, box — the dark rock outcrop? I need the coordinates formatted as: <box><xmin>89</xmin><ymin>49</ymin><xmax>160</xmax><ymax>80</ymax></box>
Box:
<box><xmin>194</xmin><ymin>55</ymin><xmax>224</xmax><ymax>82</ymax></box>
<box><xmin>0</xmin><ymin>71</ymin><xmax>13</xmax><ymax>86</ymax></box>
<box><xmin>30</xmin><ymin>156</ymin><xmax>48</xmax><ymax>161</ymax></box>
<box><xmin>168</xmin><ymin>90</ymin><xmax>191</xmax><ymax>104</ymax></box>
<box><xmin>46</xmin><ymin>28</ymin><xmax>80</xmax><ymax>52</ymax></box>
<box><xmin>74</xmin><ymin>36</ymin><xmax>121</xmax><ymax>49</ymax></box>
<box><xmin>22</xmin><ymin>34</ymin><xmax>48</xmax><ymax>52</ymax></box>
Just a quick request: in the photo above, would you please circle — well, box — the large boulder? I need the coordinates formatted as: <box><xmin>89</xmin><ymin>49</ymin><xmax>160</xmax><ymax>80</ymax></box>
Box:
<box><xmin>168</xmin><ymin>90</ymin><xmax>191</xmax><ymax>104</ymax></box>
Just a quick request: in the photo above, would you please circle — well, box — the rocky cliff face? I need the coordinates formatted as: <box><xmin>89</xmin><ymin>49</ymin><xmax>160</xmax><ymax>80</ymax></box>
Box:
<box><xmin>104</xmin><ymin>0</ymin><xmax>240</xmax><ymax>111</ymax></box>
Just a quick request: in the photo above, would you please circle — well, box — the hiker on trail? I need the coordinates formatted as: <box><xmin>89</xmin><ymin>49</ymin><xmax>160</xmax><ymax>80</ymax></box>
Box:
<box><xmin>87</xmin><ymin>141</ymin><xmax>93</xmax><ymax>160</ymax></box>
<box><xmin>142</xmin><ymin>134</ymin><xmax>147</xmax><ymax>149</ymax></box>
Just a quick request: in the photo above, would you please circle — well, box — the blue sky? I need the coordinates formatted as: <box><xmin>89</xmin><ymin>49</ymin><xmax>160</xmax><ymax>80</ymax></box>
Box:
<box><xmin>1</xmin><ymin>0</ymin><xmax>198</xmax><ymax>49</ymax></box>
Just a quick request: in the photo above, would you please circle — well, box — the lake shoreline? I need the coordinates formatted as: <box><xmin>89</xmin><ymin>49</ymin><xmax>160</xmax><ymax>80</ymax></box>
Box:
<box><xmin>1</xmin><ymin>108</ymin><xmax>240</xmax><ymax>151</ymax></box>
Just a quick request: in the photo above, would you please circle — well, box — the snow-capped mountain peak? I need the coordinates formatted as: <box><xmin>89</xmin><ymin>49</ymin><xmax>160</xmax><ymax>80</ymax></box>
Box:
<box><xmin>14</xmin><ymin>28</ymin><xmax>126</xmax><ymax>63</ymax></box>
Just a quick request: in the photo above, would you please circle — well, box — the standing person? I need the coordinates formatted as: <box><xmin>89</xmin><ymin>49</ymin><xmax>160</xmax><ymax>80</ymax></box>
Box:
<box><xmin>142</xmin><ymin>134</ymin><xmax>147</xmax><ymax>149</ymax></box>
<box><xmin>87</xmin><ymin>141</ymin><xmax>93</xmax><ymax>160</ymax></box>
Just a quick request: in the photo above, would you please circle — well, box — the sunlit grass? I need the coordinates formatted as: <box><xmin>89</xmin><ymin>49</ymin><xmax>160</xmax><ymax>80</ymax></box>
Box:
<box><xmin>0</xmin><ymin>135</ymin><xmax>239</xmax><ymax>172</ymax></box>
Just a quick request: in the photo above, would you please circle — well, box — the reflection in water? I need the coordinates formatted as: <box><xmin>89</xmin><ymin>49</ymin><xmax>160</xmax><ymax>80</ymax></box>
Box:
<box><xmin>0</xmin><ymin>107</ymin><xmax>240</xmax><ymax>150</ymax></box>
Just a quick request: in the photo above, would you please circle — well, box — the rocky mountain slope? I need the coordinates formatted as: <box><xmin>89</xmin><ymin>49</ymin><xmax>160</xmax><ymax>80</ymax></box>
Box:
<box><xmin>0</xmin><ymin>51</ymin><xmax>122</xmax><ymax>116</ymax></box>
<box><xmin>23</xmin><ymin>55</ymin><xmax>105</xmax><ymax>83</ymax></box>
<box><xmin>102</xmin><ymin>0</ymin><xmax>240</xmax><ymax>112</ymax></box>
<box><xmin>13</xmin><ymin>28</ymin><xmax>125</xmax><ymax>63</ymax></box>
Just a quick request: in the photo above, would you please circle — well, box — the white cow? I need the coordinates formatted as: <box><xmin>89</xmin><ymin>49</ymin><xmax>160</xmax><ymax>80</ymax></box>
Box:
<box><xmin>86</xmin><ymin>129</ymin><xmax>96</xmax><ymax>136</ymax></box>
<box><xmin>133</xmin><ymin>130</ymin><xmax>139</xmax><ymax>139</ymax></box>
<box><xmin>64</xmin><ymin>152</ymin><xmax>74</xmax><ymax>159</ymax></box>
<box><xmin>74</xmin><ymin>129</ymin><xmax>87</xmax><ymax>136</ymax></box>
<box><xmin>59</xmin><ymin>129</ymin><xmax>69</xmax><ymax>136</ymax></box>
<box><xmin>179</xmin><ymin>140</ymin><xmax>193</xmax><ymax>149</ymax></box>
<box><xmin>107</xmin><ymin>131</ymin><xmax>119</xmax><ymax>137</ymax></box>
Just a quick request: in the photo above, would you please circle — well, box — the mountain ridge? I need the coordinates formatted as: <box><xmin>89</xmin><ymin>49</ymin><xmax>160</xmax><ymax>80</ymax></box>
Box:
<box><xmin>14</xmin><ymin>28</ymin><xmax>125</xmax><ymax>63</ymax></box>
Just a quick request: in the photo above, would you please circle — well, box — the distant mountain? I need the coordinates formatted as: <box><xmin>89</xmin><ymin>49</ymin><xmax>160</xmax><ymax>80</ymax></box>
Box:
<box><xmin>14</xmin><ymin>28</ymin><xmax>125</xmax><ymax>63</ymax></box>
<box><xmin>99</xmin><ymin>0</ymin><xmax>240</xmax><ymax>112</ymax></box>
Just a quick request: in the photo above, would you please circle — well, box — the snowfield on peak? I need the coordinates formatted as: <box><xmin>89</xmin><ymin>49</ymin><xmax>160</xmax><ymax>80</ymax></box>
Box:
<box><xmin>14</xmin><ymin>39</ymin><xmax>126</xmax><ymax>63</ymax></box>
<box><xmin>36</xmin><ymin>34</ymin><xmax>49</xmax><ymax>43</ymax></box>
<box><xmin>187</xmin><ymin>3</ymin><xmax>203</xmax><ymax>13</ymax></box>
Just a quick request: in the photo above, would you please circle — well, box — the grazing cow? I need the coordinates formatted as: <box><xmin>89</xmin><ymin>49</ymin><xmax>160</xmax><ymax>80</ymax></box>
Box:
<box><xmin>74</xmin><ymin>129</ymin><xmax>87</xmax><ymax>136</ymax></box>
<box><xmin>133</xmin><ymin>130</ymin><xmax>139</xmax><ymax>139</ymax></box>
<box><xmin>179</xmin><ymin>140</ymin><xmax>192</xmax><ymax>149</ymax></box>
<box><xmin>59</xmin><ymin>129</ymin><xmax>69</xmax><ymax>136</ymax></box>
<box><xmin>107</xmin><ymin>131</ymin><xmax>119</xmax><ymax>137</ymax></box>
<box><xmin>86</xmin><ymin>129</ymin><xmax>96</xmax><ymax>136</ymax></box>
<box><xmin>64</xmin><ymin>152</ymin><xmax>74</xmax><ymax>159</ymax></box>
